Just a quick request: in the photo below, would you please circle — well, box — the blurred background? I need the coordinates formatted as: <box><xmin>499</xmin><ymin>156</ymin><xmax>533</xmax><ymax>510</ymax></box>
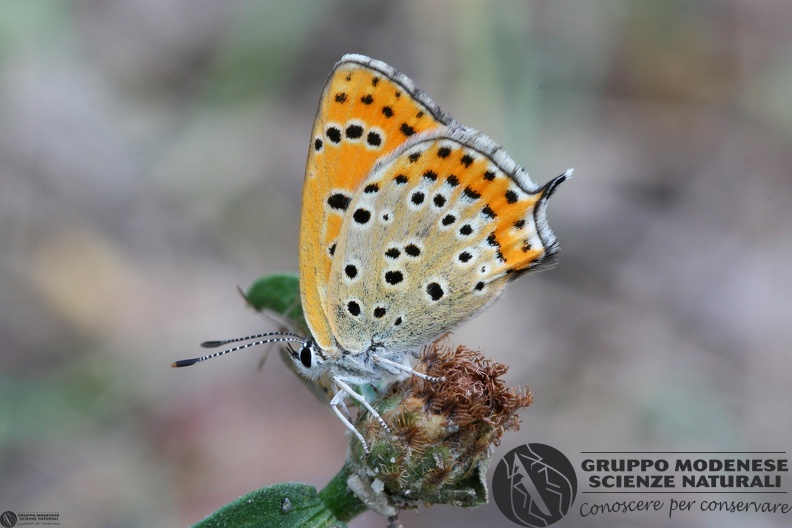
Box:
<box><xmin>2</xmin><ymin>1</ymin><xmax>791</xmax><ymax>527</ymax></box>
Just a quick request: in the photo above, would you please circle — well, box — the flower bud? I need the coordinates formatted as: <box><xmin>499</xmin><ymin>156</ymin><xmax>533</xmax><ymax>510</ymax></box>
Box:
<box><xmin>346</xmin><ymin>338</ymin><xmax>532</xmax><ymax>512</ymax></box>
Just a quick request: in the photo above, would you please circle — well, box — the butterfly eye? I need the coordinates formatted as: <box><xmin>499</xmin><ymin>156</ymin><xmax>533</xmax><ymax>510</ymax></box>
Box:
<box><xmin>299</xmin><ymin>345</ymin><xmax>312</xmax><ymax>368</ymax></box>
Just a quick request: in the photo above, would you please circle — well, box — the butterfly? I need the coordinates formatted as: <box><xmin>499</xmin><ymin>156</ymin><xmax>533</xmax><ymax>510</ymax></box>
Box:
<box><xmin>172</xmin><ymin>54</ymin><xmax>570</xmax><ymax>452</ymax></box>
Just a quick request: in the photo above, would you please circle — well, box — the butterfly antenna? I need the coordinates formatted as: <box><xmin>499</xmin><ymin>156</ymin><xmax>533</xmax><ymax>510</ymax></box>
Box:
<box><xmin>200</xmin><ymin>331</ymin><xmax>305</xmax><ymax>348</ymax></box>
<box><xmin>171</xmin><ymin>331</ymin><xmax>306</xmax><ymax>368</ymax></box>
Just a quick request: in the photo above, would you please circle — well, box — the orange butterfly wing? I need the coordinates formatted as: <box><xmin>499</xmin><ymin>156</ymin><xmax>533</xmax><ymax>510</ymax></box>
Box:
<box><xmin>300</xmin><ymin>55</ymin><xmax>452</xmax><ymax>350</ymax></box>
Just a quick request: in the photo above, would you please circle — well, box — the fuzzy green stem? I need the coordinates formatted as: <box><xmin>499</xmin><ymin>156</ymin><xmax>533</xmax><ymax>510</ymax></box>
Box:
<box><xmin>319</xmin><ymin>463</ymin><xmax>368</xmax><ymax>522</ymax></box>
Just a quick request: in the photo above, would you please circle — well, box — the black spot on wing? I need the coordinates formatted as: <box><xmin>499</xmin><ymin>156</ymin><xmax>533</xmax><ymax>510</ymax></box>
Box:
<box><xmin>366</xmin><ymin>131</ymin><xmax>382</xmax><ymax>147</ymax></box>
<box><xmin>463</xmin><ymin>187</ymin><xmax>481</xmax><ymax>200</ymax></box>
<box><xmin>327</xmin><ymin>193</ymin><xmax>351</xmax><ymax>211</ymax></box>
<box><xmin>426</xmin><ymin>282</ymin><xmax>444</xmax><ymax>301</ymax></box>
<box><xmin>385</xmin><ymin>270</ymin><xmax>404</xmax><ymax>285</ymax></box>
<box><xmin>353</xmin><ymin>208</ymin><xmax>371</xmax><ymax>224</ymax></box>
<box><xmin>345</xmin><ymin>124</ymin><xmax>363</xmax><ymax>139</ymax></box>
<box><xmin>404</xmin><ymin>244</ymin><xmax>421</xmax><ymax>257</ymax></box>
<box><xmin>326</xmin><ymin>126</ymin><xmax>342</xmax><ymax>144</ymax></box>
<box><xmin>400</xmin><ymin>123</ymin><xmax>415</xmax><ymax>137</ymax></box>
<box><xmin>482</xmin><ymin>205</ymin><xmax>497</xmax><ymax>219</ymax></box>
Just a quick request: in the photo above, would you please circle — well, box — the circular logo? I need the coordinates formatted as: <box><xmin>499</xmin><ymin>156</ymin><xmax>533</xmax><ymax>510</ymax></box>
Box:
<box><xmin>0</xmin><ymin>511</ymin><xmax>17</xmax><ymax>528</ymax></box>
<box><xmin>492</xmin><ymin>443</ymin><xmax>577</xmax><ymax>527</ymax></box>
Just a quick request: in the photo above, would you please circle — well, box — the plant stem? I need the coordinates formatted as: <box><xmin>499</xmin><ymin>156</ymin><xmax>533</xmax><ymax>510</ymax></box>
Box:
<box><xmin>319</xmin><ymin>463</ymin><xmax>369</xmax><ymax>522</ymax></box>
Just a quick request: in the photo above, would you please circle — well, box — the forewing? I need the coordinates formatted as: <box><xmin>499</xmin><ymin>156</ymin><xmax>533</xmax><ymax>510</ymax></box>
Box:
<box><xmin>299</xmin><ymin>54</ymin><xmax>452</xmax><ymax>349</ymax></box>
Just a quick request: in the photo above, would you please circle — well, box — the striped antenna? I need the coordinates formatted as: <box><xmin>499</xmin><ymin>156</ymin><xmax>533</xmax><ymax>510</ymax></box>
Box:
<box><xmin>171</xmin><ymin>331</ymin><xmax>306</xmax><ymax>368</ymax></box>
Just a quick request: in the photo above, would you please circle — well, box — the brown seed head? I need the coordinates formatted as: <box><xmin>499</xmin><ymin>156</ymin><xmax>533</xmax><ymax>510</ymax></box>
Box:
<box><xmin>347</xmin><ymin>338</ymin><xmax>533</xmax><ymax>510</ymax></box>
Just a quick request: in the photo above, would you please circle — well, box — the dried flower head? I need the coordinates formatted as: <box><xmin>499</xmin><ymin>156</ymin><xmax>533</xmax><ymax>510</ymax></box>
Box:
<box><xmin>346</xmin><ymin>337</ymin><xmax>532</xmax><ymax>512</ymax></box>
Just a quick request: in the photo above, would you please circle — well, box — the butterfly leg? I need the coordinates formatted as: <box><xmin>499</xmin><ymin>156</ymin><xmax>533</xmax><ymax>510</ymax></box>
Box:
<box><xmin>371</xmin><ymin>354</ymin><xmax>446</xmax><ymax>383</ymax></box>
<box><xmin>329</xmin><ymin>389</ymin><xmax>369</xmax><ymax>454</ymax></box>
<box><xmin>335</xmin><ymin>394</ymin><xmax>353</xmax><ymax>423</ymax></box>
<box><xmin>333</xmin><ymin>376</ymin><xmax>391</xmax><ymax>433</ymax></box>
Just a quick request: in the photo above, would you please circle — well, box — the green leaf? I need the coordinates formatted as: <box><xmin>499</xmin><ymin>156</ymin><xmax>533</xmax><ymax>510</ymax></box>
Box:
<box><xmin>193</xmin><ymin>482</ymin><xmax>347</xmax><ymax>528</ymax></box>
<box><xmin>244</xmin><ymin>273</ymin><xmax>337</xmax><ymax>403</ymax></box>
<box><xmin>244</xmin><ymin>273</ymin><xmax>306</xmax><ymax>331</ymax></box>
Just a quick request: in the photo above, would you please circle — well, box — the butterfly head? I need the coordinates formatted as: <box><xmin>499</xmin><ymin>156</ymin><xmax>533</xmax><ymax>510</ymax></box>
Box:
<box><xmin>286</xmin><ymin>337</ymin><xmax>328</xmax><ymax>380</ymax></box>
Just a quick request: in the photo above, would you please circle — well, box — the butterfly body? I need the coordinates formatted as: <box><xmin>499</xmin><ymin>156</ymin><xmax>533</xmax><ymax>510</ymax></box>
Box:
<box><xmin>174</xmin><ymin>54</ymin><xmax>569</xmax><ymax>453</ymax></box>
<box><xmin>299</xmin><ymin>53</ymin><xmax>565</xmax><ymax>369</ymax></box>
<box><xmin>294</xmin><ymin>55</ymin><xmax>569</xmax><ymax>449</ymax></box>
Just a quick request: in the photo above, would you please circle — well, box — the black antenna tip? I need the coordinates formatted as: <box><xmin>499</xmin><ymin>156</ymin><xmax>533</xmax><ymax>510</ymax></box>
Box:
<box><xmin>201</xmin><ymin>340</ymin><xmax>224</xmax><ymax>348</ymax></box>
<box><xmin>171</xmin><ymin>358</ymin><xmax>200</xmax><ymax>368</ymax></box>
